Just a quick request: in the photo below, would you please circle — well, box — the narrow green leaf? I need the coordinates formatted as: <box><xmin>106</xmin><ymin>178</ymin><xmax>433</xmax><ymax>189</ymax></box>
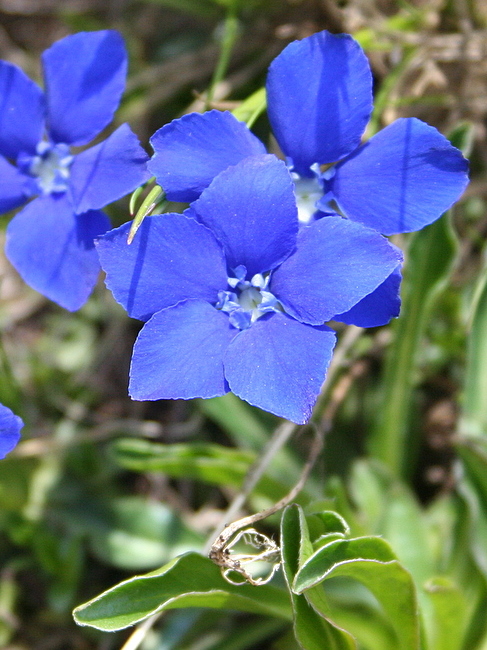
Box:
<box><xmin>198</xmin><ymin>394</ymin><xmax>269</xmax><ymax>450</ymax></box>
<box><xmin>369</xmin><ymin>123</ymin><xmax>472</xmax><ymax>478</ymax></box>
<box><xmin>111</xmin><ymin>439</ymin><xmax>254</xmax><ymax>485</ymax></box>
<box><xmin>293</xmin><ymin>537</ymin><xmax>420</xmax><ymax>650</ymax></box>
<box><xmin>379</xmin><ymin>489</ymin><xmax>435</xmax><ymax>587</ymax></box>
<box><xmin>129</xmin><ymin>184</ymin><xmax>144</xmax><ymax>216</ymax></box>
<box><xmin>199</xmin><ymin>394</ymin><xmax>303</xmax><ymax>485</ymax></box>
<box><xmin>447</xmin><ymin>122</ymin><xmax>475</xmax><ymax>157</ymax></box>
<box><xmin>73</xmin><ymin>552</ymin><xmax>291</xmax><ymax>631</ymax></box>
<box><xmin>61</xmin><ymin>496</ymin><xmax>202</xmax><ymax>571</ymax></box>
<box><xmin>127</xmin><ymin>184</ymin><xmax>165</xmax><ymax>244</ymax></box>
<box><xmin>280</xmin><ymin>506</ymin><xmax>357</xmax><ymax>650</ymax></box>
<box><xmin>0</xmin><ymin>457</ymin><xmax>38</xmax><ymax>512</ymax></box>
<box><xmin>110</xmin><ymin>438</ymin><xmax>286</xmax><ymax>501</ymax></box>
<box><xmin>206</xmin><ymin>9</ymin><xmax>240</xmax><ymax>108</ymax></box>
<box><xmin>456</xmin><ymin>438</ymin><xmax>487</xmax><ymax>514</ymax></box>
<box><xmin>423</xmin><ymin>577</ymin><xmax>468</xmax><ymax>650</ymax></box>
<box><xmin>232</xmin><ymin>87</ymin><xmax>267</xmax><ymax>128</ymax></box>
<box><xmin>369</xmin><ymin>210</ymin><xmax>459</xmax><ymax>476</ymax></box>
<box><xmin>348</xmin><ymin>460</ymin><xmax>390</xmax><ymax>533</ymax></box>
<box><xmin>209</xmin><ymin>618</ymin><xmax>288</xmax><ymax>650</ymax></box>
<box><xmin>461</xmin><ymin>263</ymin><xmax>487</xmax><ymax>437</ymax></box>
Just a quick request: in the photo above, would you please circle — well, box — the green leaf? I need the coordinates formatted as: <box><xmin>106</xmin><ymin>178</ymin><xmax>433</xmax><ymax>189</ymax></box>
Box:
<box><xmin>62</xmin><ymin>496</ymin><xmax>202</xmax><ymax>571</ymax></box>
<box><xmin>111</xmin><ymin>439</ymin><xmax>254</xmax><ymax>486</ymax></box>
<box><xmin>232</xmin><ymin>87</ymin><xmax>266</xmax><ymax>128</ymax></box>
<box><xmin>110</xmin><ymin>438</ymin><xmax>286</xmax><ymax>501</ymax></box>
<box><xmin>293</xmin><ymin>537</ymin><xmax>397</xmax><ymax>591</ymax></box>
<box><xmin>369</xmin><ymin>122</ymin><xmax>471</xmax><ymax>478</ymax></box>
<box><xmin>348</xmin><ymin>460</ymin><xmax>390</xmax><ymax>533</ymax></box>
<box><xmin>461</xmin><ymin>263</ymin><xmax>487</xmax><ymax>437</ymax></box>
<box><xmin>326</xmin><ymin>592</ymin><xmax>399</xmax><ymax>650</ymax></box>
<box><xmin>456</xmin><ymin>437</ymin><xmax>487</xmax><ymax>513</ymax></box>
<box><xmin>292</xmin><ymin>595</ymin><xmax>357</xmax><ymax>650</ymax></box>
<box><xmin>369</xmin><ymin>209</ymin><xmax>459</xmax><ymax>477</ymax></box>
<box><xmin>73</xmin><ymin>552</ymin><xmax>291</xmax><ymax>631</ymax></box>
<box><xmin>423</xmin><ymin>577</ymin><xmax>468</xmax><ymax>650</ymax></box>
<box><xmin>0</xmin><ymin>564</ymin><xmax>19</xmax><ymax>646</ymax></box>
<box><xmin>0</xmin><ymin>457</ymin><xmax>38</xmax><ymax>513</ymax></box>
<box><xmin>199</xmin><ymin>394</ymin><xmax>269</xmax><ymax>450</ymax></box>
<box><xmin>127</xmin><ymin>184</ymin><xmax>165</xmax><ymax>245</ymax></box>
<box><xmin>280</xmin><ymin>506</ymin><xmax>357</xmax><ymax>650</ymax></box>
<box><xmin>199</xmin><ymin>394</ymin><xmax>303</xmax><ymax>486</ymax></box>
<box><xmin>379</xmin><ymin>489</ymin><xmax>435</xmax><ymax>587</ymax></box>
<box><xmin>304</xmin><ymin>507</ymin><xmax>350</xmax><ymax>536</ymax></box>
<box><xmin>447</xmin><ymin>122</ymin><xmax>476</xmax><ymax>157</ymax></box>
<box><xmin>293</xmin><ymin>536</ymin><xmax>420</xmax><ymax>650</ymax></box>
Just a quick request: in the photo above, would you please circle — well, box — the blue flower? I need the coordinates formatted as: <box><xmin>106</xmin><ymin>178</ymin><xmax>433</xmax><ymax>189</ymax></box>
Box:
<box><xmin>146</xmin><ymin>31</ymin><xmax>468</xmax><ymax>328</ymax></box>
<box><xmin>0</xmin><ymin>403</ymin><xmax>23</xmax><ymax>459</ymax></box>
<box><xmin>0</xmin><ymin>30</ymin><xmax>150</xmax><ymax>310</ymax></box>
<box><xmin>97</xmin><ymin>155</ymin><xmax>402</xmax><ymax>423</ymax></box>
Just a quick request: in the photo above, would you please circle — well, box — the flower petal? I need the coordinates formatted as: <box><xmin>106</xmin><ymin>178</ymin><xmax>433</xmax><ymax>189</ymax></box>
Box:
<box><xmin>0</xmin><ymin>403</ymin><xmax>23</xmax><ymax>459</ymax></box>
<box><xmin>329</xmin><ymin>118</ymin><xmax>470</xmax><ymax>235</ymax></box>
<box><xmin>96</xmin><ymin>214</ymin><xmax>228</xmax><ymax>321</ymax></box>
<box><xmin>225</xmin><ymin>313</ymin><xmax>336</xmax><ymax>423</ymax></box>
<box><xmin>334</xmin><ymin>265</ymin><xmax>402</xmax><ymax>327</ymax></box>
<box><xmin>5</xmin><ymin>194</ymin><xmax>110</xmax><ymax>311</ymax></box>
<box><xmin>148</xmin><ymin>110</ymin><xmax>266</xmax><ymax>203</ymax></box>
<box><xmin>191</xmin><ymin>155</ymin><xmax>298</xmax><ymax>277</ymax></box>
<box><xmin>0</xmin><ymin>61</ymin><xmax>45</xmax><ymax>159</ymax></box>
<box><xmin>69</xmin><ymin>123</ymin><xmax>150</xmax><ymax>213</ymax></box>
<box><xmin>0</xmin><ymin>156</ymin><xmax>34</xmax><ymax>213</ymax></box>
<box><xmin>130</xmin><ymin>300</ymin><xmax>236</xmax><ymax>401</ymax></box>
<box><xmin>266</xmin><ymin>30</ymin><xmax>372</xmax><ymax>176</ymax></box>
<box><xmin>270</xmin><ymin>216</ymin><xmax>402</xmax><ymax>325</ymax></box>
<box><xmin>43</xmin><ymin>30</ymin><xmax>127</xmax><ymax>146</ymax></box>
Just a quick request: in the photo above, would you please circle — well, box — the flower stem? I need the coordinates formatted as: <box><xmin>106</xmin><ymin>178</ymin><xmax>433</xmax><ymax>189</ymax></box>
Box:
<box><xmin>205</xmin><ymin>8</ymin><xmax>240</xmax><ymax>110</ymax></box>
<box><xmin>204</xmin><ymin>324</ymin><xmax>364</xmax><ymax>556</ymax></box>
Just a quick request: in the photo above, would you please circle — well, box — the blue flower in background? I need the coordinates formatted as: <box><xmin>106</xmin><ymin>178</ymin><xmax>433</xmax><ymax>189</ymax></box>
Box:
<box><xmin>97</xmin><ymin>155</ymin><xmax>401</xmax><ymax>423</ymax></box>
<box><xmin>0</xmin><ymin>403</ymin><xmax>23</xmax><ymax>459</ymax></box>
<box><xmin>0</xmin><ymin>30</ymin><xmax>150</xmax><ymax>311</ymax></box>
<box><xmin>147</xmin><ymin>30</ymin><xmax>468</xmax><ymax>328</ymax></box>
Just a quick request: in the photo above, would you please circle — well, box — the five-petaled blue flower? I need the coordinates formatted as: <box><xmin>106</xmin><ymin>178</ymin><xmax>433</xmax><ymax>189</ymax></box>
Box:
<box><xmin>97</xmin><ymin>155</ymin><xmax>402</xmax><ymax>423</ymax></box>
<box><xmin>0</xmin><ymin>30</ymin><xmax>150</xmax><ymax>310</ymax></box>
<box><xmin>146</xmin><ymin>30</ymin><xmax>468</xmax><ymax>327</ymax></box>
<box><xmin>0</xmin><ymin>403</ymin><xmax>23</xmax><ymax>459</ymax></box>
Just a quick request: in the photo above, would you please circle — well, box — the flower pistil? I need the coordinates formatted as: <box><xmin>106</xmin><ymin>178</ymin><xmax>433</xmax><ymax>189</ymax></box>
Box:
<box><xmin>18</xmin><ymin>141</ymin><xmax>73</xmax><ymax>195</ymax></box>
<box><xmin>216</xmin><ymin>264</ymin><xmax>282</xmax><ymax>330</ymax></box>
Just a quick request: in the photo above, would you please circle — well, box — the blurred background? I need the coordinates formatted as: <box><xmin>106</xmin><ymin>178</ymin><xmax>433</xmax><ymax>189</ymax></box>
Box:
<box><xmin>0</xmin><ymin>0</ymin><xmax>486</xmax><ymax>648</ymax></box>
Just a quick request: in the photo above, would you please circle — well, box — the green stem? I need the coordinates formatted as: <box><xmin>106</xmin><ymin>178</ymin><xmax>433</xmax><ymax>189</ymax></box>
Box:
<box><xmin>205</xmin><ymin>8</ymin><xmax>239</xmax><ymax>109</ymax></box>
<box><xmin>0</xmin><ymin>335</ymin><xmax>21</xmax><ymax>411</ymax></box>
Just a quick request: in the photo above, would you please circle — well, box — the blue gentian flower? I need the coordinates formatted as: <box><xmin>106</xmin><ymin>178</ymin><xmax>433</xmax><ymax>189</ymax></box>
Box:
<box><xmin>0</xmin><ymin>30</ymin><xmax>150</xmax><ymax>310</ymax></box>
<box><xmin>147</xmin><ymin>31</ymin><xmax>468</xmax><ymax>328</ymax></box>
<box><xmin>97</xmin><ymin>155</ymin><xmax>402</xmax><ymax>423</ymax></box>
<box><xmin>0</xmin><ymin>403</ymin><xmax>23</xmax><ymax>459</ymax></box>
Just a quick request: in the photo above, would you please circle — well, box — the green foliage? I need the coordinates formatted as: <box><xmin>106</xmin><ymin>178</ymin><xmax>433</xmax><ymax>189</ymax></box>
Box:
<box><xmin>73</xmin><ymin>552</ymin><xmax>292</xmax><ymax>631</ymax></box>
<box><xmin>1</xmin><ymin>3</ymin><xmax>485</xmax><ymax>648</ymax></box>
<box><xmin>111</xmin><ymin>438</ymin><xmax>287</xmax><ymax>501</ymax></box>
<box><xmin>369</xmin><ymin>123</ymin><xmax>475</xmax><ymax>477</ymax></box>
